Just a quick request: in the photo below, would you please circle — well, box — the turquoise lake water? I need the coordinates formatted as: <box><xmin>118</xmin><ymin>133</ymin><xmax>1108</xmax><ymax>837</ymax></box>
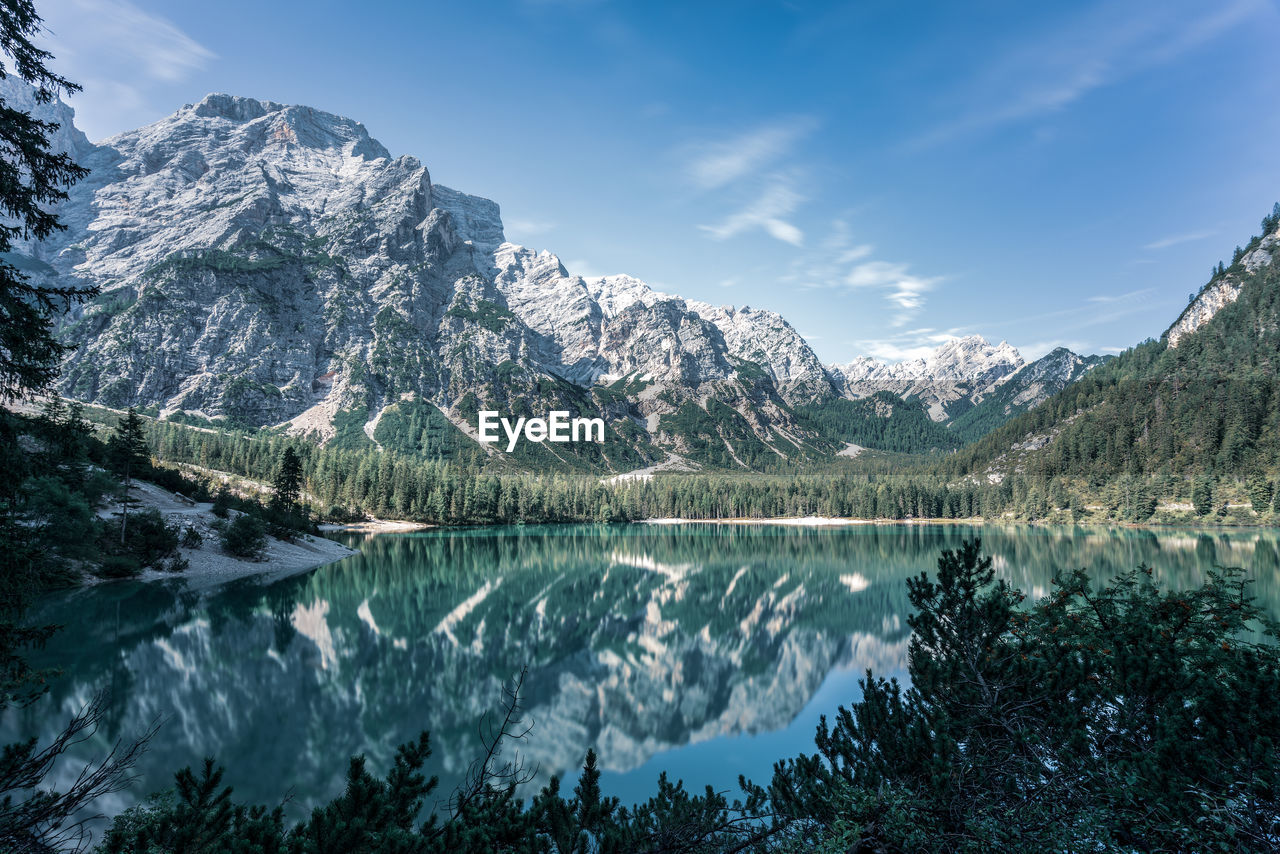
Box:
<box><xmin>8</xmin><ymin>523</ymin><xmax>1280</xmax><ymax>819</ymax></box>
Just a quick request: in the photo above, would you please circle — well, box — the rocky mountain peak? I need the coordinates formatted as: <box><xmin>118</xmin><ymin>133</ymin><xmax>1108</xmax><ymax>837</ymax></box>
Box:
<box><xmin>828</xmin><ymin>335</ymin><xmax>1025</xmax><ymax>421</ymax></box>
<box><xmin>928</xmin><ymin>335</ymin><xmax>1021</xmax><ymax>375</ymax></box>
<box><xmin>190</xmin><ymin>93</ymin><xmax>283</xmax><ymax>122</ymax></box>
<box><xmin>164</xmin><ymin>93</ymin><xmax>395</xmax><ymax>162</ymax></box>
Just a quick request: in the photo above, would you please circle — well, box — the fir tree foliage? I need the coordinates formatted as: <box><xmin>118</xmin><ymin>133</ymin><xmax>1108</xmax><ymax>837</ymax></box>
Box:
<box><xmin>0</xmin><ymin>0</ymin><xmax>93</xmax><ymax>401</ymax></box>
<box><xmin>271</xmin><ymin>446</ymin><xmax>303</xmax><ymax>512</ymax></box>
<box><xmin>1247</xmin><ymin>472</ymin><xmax>1274</xmax><ymax>514</ymax></box>
<box><xmin>106</xmin><ymin>407</ymin><xmax>149</xmax><ymax>543</ymax></box>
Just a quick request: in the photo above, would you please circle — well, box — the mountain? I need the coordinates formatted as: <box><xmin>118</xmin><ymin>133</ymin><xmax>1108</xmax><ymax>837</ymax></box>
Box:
<box><xmin>828</xmin><ymin>335</ymin><xmax>1025</xmax><ymax>422</ymax></box>
<box><xmin>6</xmin><ymin>83</ymin><xmax>847</xmax><ymax>472</ymax></box>
<box><xmin>793</xmin><ymin>342</ymin><xmax>1104</xmax><ymax>454</ymax></box>
<box><xmin>947</xmin><ymin>211</ymin><xmax>1280</xmax><ymax>490</ymax></box>
<box><xmin>946</xmin><ymin>347</ymin><xmax>1109</xmax><ymax>443</ymax></box>
<box><xmin>7</xmin><ymin>80</ymin><xmax>1098</xmax><ymax>470</ymax></box>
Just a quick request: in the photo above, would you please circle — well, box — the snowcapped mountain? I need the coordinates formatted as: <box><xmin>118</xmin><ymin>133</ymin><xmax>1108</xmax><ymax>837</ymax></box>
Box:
<box><xmin>9</xmin><ymin>80</ymin><xmax>1093</xmax><ymax>469</ymax></box>
<box><xmin>828</xmin><ymin>335</ymin><xmax>1025</xmax><ymax>422</ymax></box>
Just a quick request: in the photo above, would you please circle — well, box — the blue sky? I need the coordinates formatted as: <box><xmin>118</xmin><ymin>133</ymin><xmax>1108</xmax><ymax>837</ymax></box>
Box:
<box><xmin>38</xmin><ymin>0</ymin><xmax>1280</xmax><ymax>363</ymax></box>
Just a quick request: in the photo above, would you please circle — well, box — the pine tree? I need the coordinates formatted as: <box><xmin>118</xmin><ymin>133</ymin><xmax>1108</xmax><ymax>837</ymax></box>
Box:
<box><xmin>0</xmin><ymin>5</ymin><xmax>153</xmax><ymax>847</ymax></box>
<box><xmin>1192</xmin><ymin>477</ymin><xmax>1214</xmax><ymax>517</ymax></box>
<box><xmin>0</xmin><ymin>0</ymin><xmax>93</xmax><ymax>401</ymax></box>
<box><xmin>765</xmin><ymin>541</ymin><xmax>1280</xmax><ymax>851</ymax></box>
<box><xmin>107</xmin><ymin>407</ymin><xmax>149</xmax><ymax>543</ymax></box>
<box><xmin>271</xmin><ymin>446</ymin><xmax>303</xmax><ymax>512</ymax></box>
<box><xmin>1247</xmin><ymin>472</ymin><xmax>1274</xmax><ymax>514</ymax></box>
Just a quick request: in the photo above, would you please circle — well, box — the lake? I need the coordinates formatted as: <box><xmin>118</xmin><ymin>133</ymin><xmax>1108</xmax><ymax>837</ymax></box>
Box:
<box><xmin>8</xmin><ymin>523</ymin><xmax>1280</xmax><ymax>821</ymax></box>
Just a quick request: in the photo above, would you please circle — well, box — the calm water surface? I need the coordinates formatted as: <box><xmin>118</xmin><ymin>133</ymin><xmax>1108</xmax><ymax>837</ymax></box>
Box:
<box><xmin>8</xmin><ymin>523</ymin><xmax>1280</xmax><ymax>819</ymax></box>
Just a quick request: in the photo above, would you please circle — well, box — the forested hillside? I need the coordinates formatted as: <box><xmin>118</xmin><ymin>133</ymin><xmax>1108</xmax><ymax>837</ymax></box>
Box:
<box><xmin>946</xmin><ymin>210</ymin><xmax>1280</xmax><ymax>490</ymax></box>
<box><xmin>795</xmin><ymin>392</ymin><xmax>963</xmax><ymax>454</ymax></box>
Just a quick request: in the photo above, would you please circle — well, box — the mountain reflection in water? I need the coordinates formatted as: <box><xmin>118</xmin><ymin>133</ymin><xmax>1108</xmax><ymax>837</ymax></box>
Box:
<box><xmin>7</xmin><ymin>524</ymin><xmax>1280</xmax><ymax>819</ymax></box>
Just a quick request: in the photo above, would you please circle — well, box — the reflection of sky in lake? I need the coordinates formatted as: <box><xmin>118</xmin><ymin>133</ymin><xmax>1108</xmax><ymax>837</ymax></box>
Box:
<box><xmin>6</xmin><ymin>523</ymin><xmax>1279</xmax><ymax>822</ymax></box>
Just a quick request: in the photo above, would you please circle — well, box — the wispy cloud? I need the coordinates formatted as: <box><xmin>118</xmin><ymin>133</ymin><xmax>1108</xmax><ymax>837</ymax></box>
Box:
<box><xmin>844</xmin><ymin>260</ymin><xmax>940</xmax><ymax>323</ymax></box>
<box><xmin>786</xmin><ymin>220</ymin><xmax>943</xmax><ymax>325</ymax></box>
<box><xmin>981</xmin><ymin>283</ymin><xmax>1176</xmax><ymax>332</ymax></box>
<box><xmin>699</xmin><ymin>180</ymin><xmax>805</xmax><ymax>246</ymax></box>
<box><xmin>1087</xmin><ymin>287</ymin><xmax>1155</xmax><ymax>304</ymax></box>
<box><xmin>40</xmin><ymin>0</ymin><xmax>214</xmax><ymax>139</ymax></box>
<box><xmin>909</xmin><ymin>0</ymin><xmax>1266</xmax><ymax>150</ymax></box>
<box><xmin>506</xmin><ymin>217</ymin><xmax>556</xmax><ymax>238</ymax></box>
<box><xmin>685</xmin><ymin>117</ymin><xmax>817</xmax><ymax>190</ymax></box>
<box><xmin>684</xmin><ymin>118</ymin><xmax>817</xmax><ymax>247</ymax></box>
<box><xmin>1143</xmin><ymin>231</ymin><xmax>1214</xmax><ymax>250</ymax></box>
<box><xmin>568</xmin><ymin>258</ymin><xmax>605</xmax><ymax>278</ymax></box>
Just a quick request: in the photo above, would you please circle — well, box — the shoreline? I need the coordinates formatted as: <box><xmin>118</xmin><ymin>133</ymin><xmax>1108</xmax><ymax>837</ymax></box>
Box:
<box><xmin>91</xmin><ymin>480</ymin><xmax>359</xmax><ymax>591</ymax></box>
<box><xmin>318</xmin><ymin>519</ymin><xmax>435</xmax><ymax>533</ymax></box>
<box><xmin>136</xmin><ymin>533</ymin><xmax>357</xmax><ymax>591</ymax></box>
<box><xmin>642</xmin><ymin>516</ymin><xmax>982</xmax><ymax>527</ymax></box>
<box><xmin>637</xmin><ymin>515</ymin><xmax>1277</xmax><ymax>530</ymax></box>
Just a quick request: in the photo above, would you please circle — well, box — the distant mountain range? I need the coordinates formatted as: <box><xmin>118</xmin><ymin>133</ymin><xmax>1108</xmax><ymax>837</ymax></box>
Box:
<box><xmin>7</xmin><ymin>80</ymin><xmax>1107</xmax><ymax>472</ymax></box>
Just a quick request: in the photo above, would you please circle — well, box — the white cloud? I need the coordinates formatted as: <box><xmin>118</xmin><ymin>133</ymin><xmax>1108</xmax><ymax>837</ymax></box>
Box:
<box><xmin>567</xmin><ymin>258</ymin><xmax>604</xmax><ymax>278</ymax></box>
<box><xmin>786</xmin><ymin>220</ymin><xmax>943</xmax><ymax>325</ymax></box>
<box><xmin>699</xmin><ymin>180</ymin><xmax>805</xmax><ymax>246</ymax></box>
<box><xmin>684</xmin><ymin>119</ymin><xmax>818</xmax><ymax>247</ymax></box>
<box><xmin>843</xmin><ymin>260</ymin><xmax>940</xmax><ymax>324</ymax></box>
<box><xmin>39</xmin><ymin>0</ymin><xmax>213</xmax><ymax>139</ymax></box>
<box><xmin>1143</xmin><ymin>231</ymin><xmax>1214</xmax><ymax>250</ymax></box>
<box><xmin>857</xmin><ymin>339</ymin><xmax>940</xmax><ymax>362</ymax></box>
<box><xmin>853</xmin><ymin>329</ymin><xmax>967</xmax><ymax>363</ymax></box>
<box><xmin>686</xmin><ymin>118</ymin><xmax>817</xmax><ymax>190</ymax></box>
<box><xmin>506</xmin><ymin>218</ymin><xmax>556</xmax><ymax>238</ymax></box>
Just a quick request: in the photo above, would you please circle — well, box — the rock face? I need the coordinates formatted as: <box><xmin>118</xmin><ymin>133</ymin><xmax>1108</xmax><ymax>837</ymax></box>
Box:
<box><xmin>828</xmin><ymin>335</ymin><xmax>1025</xmax><ymax>422</ymax></box>
<box><xmin>1166</xmin><ymin>228</ymin><xmax>1278</xmax><ymax>349</ymax></box>
<box><xmin>9</xmin><ymin>78</ymin><xmax>1090</xmax><ymax>467</ymax></box>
